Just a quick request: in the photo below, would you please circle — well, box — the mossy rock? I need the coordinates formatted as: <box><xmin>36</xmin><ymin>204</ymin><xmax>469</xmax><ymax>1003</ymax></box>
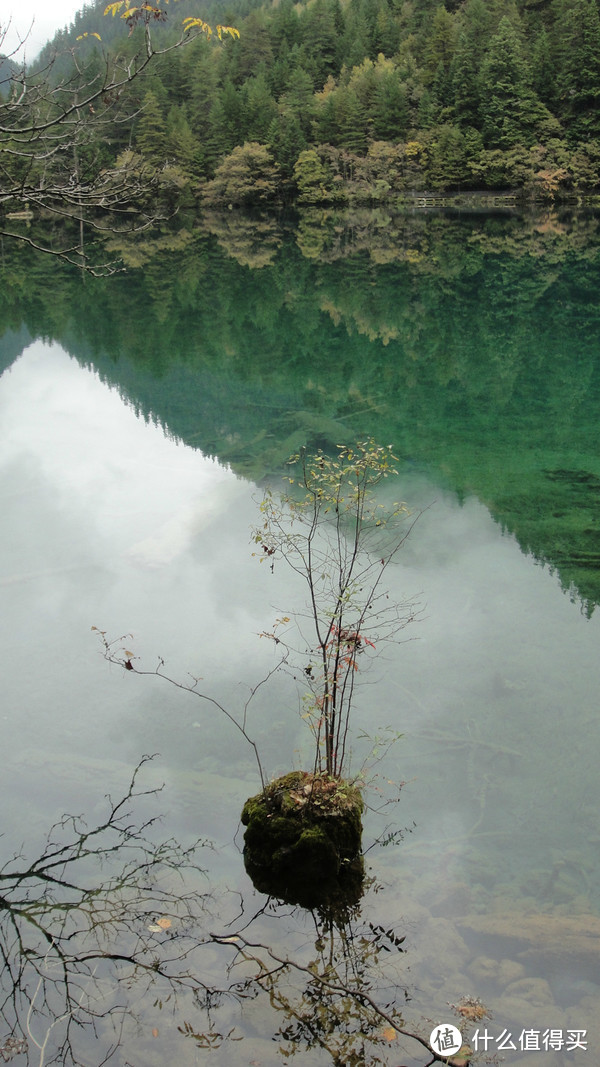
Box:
<box><xmin>241</xmin><ymin>771</ymin><xmax>365</xmax><ymax>908</ymax></box>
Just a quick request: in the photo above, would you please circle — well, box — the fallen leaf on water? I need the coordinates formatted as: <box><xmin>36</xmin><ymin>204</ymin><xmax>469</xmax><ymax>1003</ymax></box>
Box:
<box><xmin>151</xmin><ymin>1028</ymin><xmax>159</xmax><ymax>1038</ymax></box>
<box><xmin>381</xmin><ymin>1025</ymin><xmax>397</xmax><ymax>1041</ymax></box>
<box><xmin>156</xmin><ymin>917</ymin><xmax>172</xmax><ymax>930</ymax></box>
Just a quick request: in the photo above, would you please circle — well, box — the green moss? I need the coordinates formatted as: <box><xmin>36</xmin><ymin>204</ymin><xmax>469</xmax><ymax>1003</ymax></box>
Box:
<box><xmin>241</xmin><ymin>772</ymin><xmax>365</xmax><ymax>908</ymax></box>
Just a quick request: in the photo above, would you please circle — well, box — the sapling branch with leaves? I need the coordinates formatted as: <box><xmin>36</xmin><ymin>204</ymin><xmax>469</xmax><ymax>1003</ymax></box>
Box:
<box><xmin>253</xmin><ymin>441</ymin><xmax>420</xmax><ymax>780</ymax></box>
<box><xmin>96</xmin><ymin>441</ymin><xmax>419</xmax><ymax>796</ymax></box>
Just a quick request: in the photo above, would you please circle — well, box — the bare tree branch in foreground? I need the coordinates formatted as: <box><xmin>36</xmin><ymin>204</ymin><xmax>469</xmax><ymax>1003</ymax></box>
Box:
<box><xmin>0</xmin><ymin>7</ymin><xmax>238</xmax><ymax>273</ymax></box>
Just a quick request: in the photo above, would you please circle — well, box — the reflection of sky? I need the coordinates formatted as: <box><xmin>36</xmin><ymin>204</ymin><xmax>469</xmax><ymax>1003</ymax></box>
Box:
<box><xmin>2</xmin><ymin>341</ymin><xmax>600</xmax><ymax>894</ymax></box>
<box><xmin>2</xmin><ymin>341</ymin><xmax>600</xmax><ymax>1059</ymax></box>
<box><xmin>1</xmin><ymin>342</ymin><xmax>238</xmax><ymax>546</ymax></box>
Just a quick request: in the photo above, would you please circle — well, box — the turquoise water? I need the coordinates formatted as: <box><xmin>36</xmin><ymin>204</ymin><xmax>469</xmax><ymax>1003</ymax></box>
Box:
<box><xmin>1</xmin><ymin>211</ymin><xmax>599</xmax><ymax>1064</ymax></box>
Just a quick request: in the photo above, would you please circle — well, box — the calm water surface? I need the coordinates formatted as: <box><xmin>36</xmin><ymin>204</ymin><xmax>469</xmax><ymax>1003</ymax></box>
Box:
<box><xmin>1</xmin><ymin>212</ymin><xmax>599</xmax><ymax>1065</ymax></box>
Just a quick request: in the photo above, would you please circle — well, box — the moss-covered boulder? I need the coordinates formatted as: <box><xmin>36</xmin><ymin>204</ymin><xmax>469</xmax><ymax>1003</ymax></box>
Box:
<box><xmin>241</xmin><ymin>771</ymin><xmax>365</xmax><ymax>908</ymax></box>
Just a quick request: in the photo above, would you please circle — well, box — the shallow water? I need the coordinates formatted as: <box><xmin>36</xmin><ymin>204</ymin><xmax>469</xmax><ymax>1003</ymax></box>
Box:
<box><xmin>2</xmin><ymin>213</ymin><xmax>600</xmax><ymax>1065</ymax></box>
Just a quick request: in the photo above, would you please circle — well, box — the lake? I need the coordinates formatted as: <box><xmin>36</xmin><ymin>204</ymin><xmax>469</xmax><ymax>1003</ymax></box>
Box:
<box><xmin>1</xmin><ymin>207</ymin><xmax>599</xmax><ymax>1065</ymax></box>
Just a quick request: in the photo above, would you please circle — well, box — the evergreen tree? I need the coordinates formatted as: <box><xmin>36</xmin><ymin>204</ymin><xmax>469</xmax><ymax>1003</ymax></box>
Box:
<box><xmin>270</xmin><ymin>0</ymin><xmax>302</xmax><ymax>53</ymax></box>
<box><xmin>423</xmin><ymin>5</ymin><xmax>457</xmax><ymax>90</ymax></box>
<box><xmin>188</xmin><ymin>51</ymin><xmax>221</xmax><ymax>135</ymax></box>
<box><xmin>246</xmin><ymin>73</ymin><xmax>279</xmax><ymax>141</ymax></box>
<box><xmin>372</xmin><ymin>3</ymin><xmax>401</xmax><ymax>58</ymax></box>
<box><xmin>372</xmin><ymin>70</ymin><xmax>409</xmax><ymax>140</ymax></box>
<box><xmin>136</xmin><ymin>90</ymin><xmax>168</xmax><ymax>162</ymax></box>
<box><xmin>268</xmin><ymin>110</ymin><xmax>307</xmax><ymax>179</ymax></box>
<box><xmin>313</xmin><ymin>86</ymin><xmax>339</xmax><ymax>144</ymax></box>
<box><xmin>342</xmin><ymin>4</ymin><xmax>372</xmax><ymax>68</ymax></box>
<box><xmin>220</xmin><ymin>80</ymin><xmax>244</xmax><ymax>150</ymax></box>
<box><xmin>553</xmin><ymin>0</ymin><xmax>600</xmax><ymax>140</ymax></box>
<box><xmin>293</xmin><ymin>147</ymin><xmax>335</xmax><ymax>202</ymax></box>
<box><xmin>269</xmin><ymin>41</ymin><xmax>295</xmax><ymax>99</ymax></box>
<box><xmin>336</xmin><ymin>86</ymin><xmax>368</xmax><ymax>152</ymax></box>
<box><xmin>424</xmin><ymin>123</ymin><xmax>469</xmax><ymax>187</ymax></box>
<box><xmin>166</xmin><ymin>105</ymin><xmax>198</xmax><ymax>175</ymax></box>
<box><xmin>202</xmin><ymin>97</ymin><xmax>231</xmax><ymax>175</ymax></box>
<box><xmin>479</xmin><ymin>17</ymin><xmax>558</xmax><ymax>149</ymax></box>
<box><xmin>280</xmin><ymin>68</ymin><xmax>316</xmax><ymax>137</ymax></box>
<box><xmin>450</xmin><ymin>31</ymin><xmax>480</xmax><ymax>127</ymax></box>
<box><xmin>233</xmin><ymin>11</ymin><xmax>274</xmax><ymax>83</ymax></box>
<box><xmin>531</xmin><ymin>27</ymin><xmax>556</xmax><ymax>111</ymax></box>
<box><xmin>301</xmin><ymin>0</ymin><xmax>340</xmax><ymax>85</ymax></box>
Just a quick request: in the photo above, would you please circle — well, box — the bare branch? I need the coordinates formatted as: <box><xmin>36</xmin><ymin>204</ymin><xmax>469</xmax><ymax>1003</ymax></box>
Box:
<box><xmin>93</xmin><ymin>629</ymin><xmax>268</xmax><ymax>790</ymax></box>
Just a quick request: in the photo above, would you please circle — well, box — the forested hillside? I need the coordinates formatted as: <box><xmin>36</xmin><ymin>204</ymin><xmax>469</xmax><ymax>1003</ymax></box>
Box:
<box><xmin>12</xmin><ymin>0</ymin><xmax>600</xmax><ymax>203</ymax></box>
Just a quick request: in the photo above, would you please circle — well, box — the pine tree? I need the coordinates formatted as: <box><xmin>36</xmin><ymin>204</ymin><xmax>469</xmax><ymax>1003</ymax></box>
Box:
<box><xmin>450</xmin><ymin>31</ymin><xmax>480</xmax><ymax>128</ymax></box>
<box><xmin>336</xmin><ymin>86</ymin><xmax>368</xmax><ymax>153</ymax></box>
<box><xmin>268</xmin><ymin>111</ymin><xmax>307</xmax><ymax>179</ymax></box>
<box><xmin>479</xmin><ymin>17</ymin><xmax>558</xmax><ymax>149</ymax></box>
<box><xmin>136</xmin><ymin>90</ymin><xmax>168</xmax><ymax>162</ymax></box>
<box><xmin>423</xmin><ymin>6</ymin><xmax>457</xmax><ymax>90</ymax></box>
<box><xmin>302</xmin><ymin>0</ymin><xmax>340</xmax><ymax>85</ymax></box>
<box><xmin>233</xmin><ymin>11</ymin><xmax>274</xmax><ymax>83</ymax></box>
<box><xmin>372</xmin><ymin>71</ymin><xmax>409</xmax><ymax>140</ymax></box>
<box><xmin>531</xmin><ymin>28</ymin><xmax>556</xmax><ymax>111</ymax></box>
<box><xmin>553</xmin><ymin>0</ymin><xmax>600</xmax><ymax>140</ymax></box>
<box><xmin>280</xmin><ymin>68</ymin><xmax>316</xmax><ymax>137</ymax></box>
<box><xmin>245</xmin><ymin>73</ymin><xmax>278</xmax><ymax>142</ymax></box>
<box><xmin>166</xmin><ymin>105</ymin><xmax>198</xmax><ymax>175</ymax></box>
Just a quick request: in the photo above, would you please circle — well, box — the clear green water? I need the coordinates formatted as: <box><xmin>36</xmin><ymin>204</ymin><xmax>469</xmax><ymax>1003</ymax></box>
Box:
<box><xmin>1</xmin><ymin>210</ymin><xmax>599</xmax><ymax>1064</ymax></box>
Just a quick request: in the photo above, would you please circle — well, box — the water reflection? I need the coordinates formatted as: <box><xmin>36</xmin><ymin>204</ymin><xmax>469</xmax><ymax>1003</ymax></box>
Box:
<box><xmin>0</xmin><ymin>754</ymin><xmax>457</xmax><ymax>1067</ymax></box>
<box><xmin>209</xmin><ymin>899</ymin><xmax>430</xmax><ymax>1067</ymax></box>
<box><xmin>2</xmin><ymin>298</ymin><xmax>600</xmax><ymax>1062</ymax></box>
<box><xmin>0</xmin><ymin>757</ymin><xmax>214</xmax><ymax>1066</ymax></box>
<box><xmin>3</xmin><ymin>211</ymin><xmax>599</xmax><ymax>611</ymax></box>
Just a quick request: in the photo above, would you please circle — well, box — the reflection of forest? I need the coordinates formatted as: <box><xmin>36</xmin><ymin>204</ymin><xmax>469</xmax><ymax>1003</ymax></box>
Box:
<box><xmin>2</xmin><ymin>210</ymin><xmax>600</xmax><ymax>612</ymax></box>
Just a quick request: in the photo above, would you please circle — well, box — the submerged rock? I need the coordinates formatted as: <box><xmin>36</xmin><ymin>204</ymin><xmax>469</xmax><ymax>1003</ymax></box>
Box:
<box><xmin>241</xmin><ymin>771</ymin><xmax>365</xmax><ymax>908</ymax></box>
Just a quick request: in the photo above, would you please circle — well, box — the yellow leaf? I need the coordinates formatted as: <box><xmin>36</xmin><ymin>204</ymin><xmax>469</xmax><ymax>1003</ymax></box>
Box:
<box><xmin>381</xmin><ymin>1026</ymin><xmax>397</xmax><ymax>1042</ymax></box>
<box><xmin>156</xmin><ymin>916</ymin><xmax>172</xmax><ymax>929</ymax></box>
<box><xmin>216</xmin><ymin>23</ymin><xmax>240</xmax><ymax>39</ymax></box>
<box><xmin>104</xmin><ymin>1</ymin><xmax>124</xmax><ymax>14</ymax></box>
<box><xmin>182</xmin><ymin>16</ymin><xmax>211</xmax><ymax>33</ymax></box>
